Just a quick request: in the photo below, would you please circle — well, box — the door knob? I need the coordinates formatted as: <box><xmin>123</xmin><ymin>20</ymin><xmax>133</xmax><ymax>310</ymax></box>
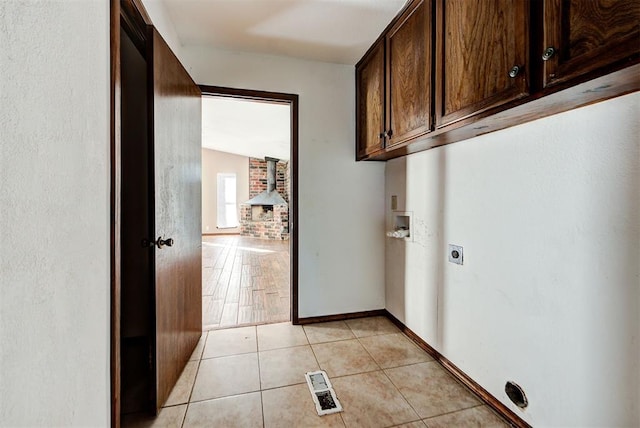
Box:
<box><xmin>158</xmin><ymin>237</ymin><xmax>174</xmax><ymax>248</ymax></box>
<box><xmin>141</xmin><ymin>236</ymin><xmax>174</xmax><ymax>249</ymax></box>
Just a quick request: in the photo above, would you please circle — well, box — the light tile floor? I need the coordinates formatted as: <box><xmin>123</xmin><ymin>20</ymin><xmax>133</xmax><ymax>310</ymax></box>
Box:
<box><xmin>123</xmin><ymin>316</ymin><xmax>511</xmax><ymax>428</ymax></box>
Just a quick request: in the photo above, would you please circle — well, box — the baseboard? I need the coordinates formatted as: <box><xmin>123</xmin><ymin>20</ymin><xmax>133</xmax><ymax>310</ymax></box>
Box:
<box><xmin>202</xmin><ymin>232</ymin><xmax>240</xmax><ymax>236</ymax></box>
<box><xmin>296</xmin><ymin>309</ymin><xmax>386</xmax><ymax>325</ymax></box>
<box><xmin>383</xmin><ymin>310</ymin><xmax>531</xmax><ymax>428</ymax></box>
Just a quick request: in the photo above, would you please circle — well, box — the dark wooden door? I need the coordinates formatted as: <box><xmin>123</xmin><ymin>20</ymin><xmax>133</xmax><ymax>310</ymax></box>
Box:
<box><xmin>386</xmin><ymin>0</ymin><xmax>432</xmax><ymax>148</ymax></box>
<box><xmin>356</xmin><ymin>40</ymin><xmax>385</xmax><ymax>159</ymax></box>
<box><xmin>541</xmin><ymin>0</ymin><xmax>640</xmax><ymax>89</ymax></box>
<box><xmin>149</xmin><ymin>27</ymin><xmax>202</xmax><ymax>410</ymax></box>
<box><xmin>436</xmin><ymin>0</ymin><xmax>530</xmax><ymax>127</ymax></box>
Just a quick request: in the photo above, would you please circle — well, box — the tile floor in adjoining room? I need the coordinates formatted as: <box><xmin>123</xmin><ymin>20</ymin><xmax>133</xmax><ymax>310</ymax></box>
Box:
<box><xmin>123</xmin><ymin>316</ymin><xmax>511</xmax><ymax>428</ymax></box>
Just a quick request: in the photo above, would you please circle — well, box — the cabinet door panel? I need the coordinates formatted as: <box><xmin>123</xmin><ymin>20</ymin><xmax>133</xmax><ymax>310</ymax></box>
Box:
<box><xmin>437</xmin><ymin>0</ymin><xmax>529</xmax><ymax>127</ymax></box>
<box><xmin>356</xmin><ymin>41</ymin><xmax>385</xmax><ymax>159</ymax></box>
<box><xmin>387</xmin><ymin>0</ymin><xmax>432</xmax><ymax>147</ymax></box>
<box><xmin>542</xmin><ymin>0</ymin><xmax>640</xmax><ymax>88</ymax></box>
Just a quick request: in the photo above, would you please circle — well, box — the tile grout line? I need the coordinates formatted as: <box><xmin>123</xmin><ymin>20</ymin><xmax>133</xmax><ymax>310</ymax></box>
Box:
<box><xmin>181</xmin><ymin>325</ymin><xmax>266</xmax><ymax>423</ymax></box>
<box><xmin>354</xmin><ymin>332</ymin><xmax>384</xmax><ymax>370</ymax></box>
<box><xmin>301</xmin><ymin>324</ymin><xmax>320</xmax><ymax>368</ymax></box>
<box><xmin>354</xmin><ymin>329</ymin><xmax>422</xmax><ymax>425</ymax></box>
<box><xmin>352</xmin><ymin>320</ymin><xmax>426</xmax><ymax>427</ymax></box>
<box><xmin>183</xmin><ymin>389</ymin><xmax>264</xmax><ymax>406</ymax></box>
<box><xmin>183</xmin><ymin>316</ymin><xmax>492</xmax><ymax>427</ymax></box>
<box><xmin>204</xmin><ymin>235</ymin><xmax>290</xmax><ymax>330</ymax></box>
<box><xmin>302</xmin><ymin>323</ymin><xmax>349</xmax><ymax>427</ymax></box>
<box><xmin>255</xmin><ymin>325</ymin><xmax>266</xmax><ymax>428</ymax></box>
<box><xmin>218</xmin><ymin>243</ymin><xmax>238</xmax><ymax>325</ymax></box>
<box><xmin>211</xmin><ymin>240</ymin><xmax>233</xmax><ymax>324</ymax></box>
<box><xmin>181</xmin><ymin>330</ymin><xmax>210</xmax><ymax>428</ymax></box>
<box><xmin>357</xmin><ymin>320</ymin><xmax>498</xmax><ymax>426</ymax></box>
<box><xmin>380</xmin><ymin>364</ymin><xmax>423</xmax><ymax>425</ymax></box>
<box><xmin>420</xmin><ymin>403</ymin><xmax>488</xmax><ymax>424</ymax></box>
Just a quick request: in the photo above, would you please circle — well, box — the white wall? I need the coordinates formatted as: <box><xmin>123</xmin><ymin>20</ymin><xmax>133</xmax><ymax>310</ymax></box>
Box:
<box><xmin>0</xmin><ymin>1</ymin><xmax>110</xmax><ymax>426</ymax></box>
<box><xmin>183</xmin><ymin>47</ymin><xmax>386</xmax><ymax>318</ymax></box>
<box><xmin>202</xmin><ymin>148</ymin><xmax>249</xmax><ymax>234</ymax></box>
<box><xmin>143</xmin><ymin>0</ymin><xmax>183</xmax><ymax>61</ymax></box>
<box><xmin>385</xmin><ymin>92</ymin><xmax>640</xmax><ymax>426</ymax></box>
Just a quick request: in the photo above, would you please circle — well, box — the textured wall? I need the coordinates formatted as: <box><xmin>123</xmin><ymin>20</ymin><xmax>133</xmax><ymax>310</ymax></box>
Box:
<box><xmin>202</xmin><ymin>148</ymin><xmax>249</xmax><ymax>234</ymax></box>
<box><xmin>385</xmin><ymin>92</ymin><xmax>640</xmax><ymax>426</ymax></box>
<box><xmin>0</xmin><ymin>0</ymin><xmax>110</xmax><ymax>425</ymax></box>
<box><xmin>182</xmin><ymin>47</ymin><xmax>386</xmax><ymax>318</ymax></box>
<box><xmin>142</xmin><ymin>0</ymin><xmax>183</xmax><ymax>61</ymax></box>
<box><xmin>143</xmin><ymin>0</ymin><xmax>385</xmax><ymax>322</ymax></box>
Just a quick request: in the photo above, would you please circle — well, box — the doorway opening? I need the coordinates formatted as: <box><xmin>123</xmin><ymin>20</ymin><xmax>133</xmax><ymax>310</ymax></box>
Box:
<box><xmin>199</xmin><ymin>86</ymin><xmax>299</xmax><ymax>330</ymax></box>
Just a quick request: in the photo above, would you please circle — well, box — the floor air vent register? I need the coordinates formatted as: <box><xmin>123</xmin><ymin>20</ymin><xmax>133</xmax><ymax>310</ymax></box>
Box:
<box><xmin>305</xmin><ymin>370</ymin><xmax>343</xmax><ymax>416</ymax></box>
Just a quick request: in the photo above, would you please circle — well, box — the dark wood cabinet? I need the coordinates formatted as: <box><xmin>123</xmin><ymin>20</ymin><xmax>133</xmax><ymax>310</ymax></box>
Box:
<box><xmin>355</xmin><ymin>0</ymin><xmax>639</xmax><ymax>161</ymax></box>
<box><xmin>541</xmin><ymin>0</ymin><xmax>640</xmax><ymax>88</ymax></box>
<box><xmin>356</xmin><ymin>40</ymin><xmax>385</xmax><ymax>159</ymax></box>
<box><xmin>356</xmin><ymin>0</ymin><xmax>432</xmax><ymax>159</ymax></box>
<box><xmin>435</xmin><ymin>0</ymin><xmax>530</xmax><ymax>127</ymax></box>
<box><xmin>386</xmin><ymin>0</ymin><xmax>432</xmax><ymax>147</ymax></box>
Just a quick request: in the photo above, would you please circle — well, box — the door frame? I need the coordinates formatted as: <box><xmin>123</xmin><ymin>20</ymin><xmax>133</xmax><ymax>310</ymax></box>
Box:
<box><xmin>112</xmin><ymin>0</ymin><xmax>301</xmax><ymax>420</ymax></box>
<box><xmin>199</xmin><ymin>85</ymin><xmax>300</xmax><ymax>327</ymax></box>
<box><xmin>111</xmin><ymin>0</ymin><xmax>153</xmax><ymax>426</ymax></box>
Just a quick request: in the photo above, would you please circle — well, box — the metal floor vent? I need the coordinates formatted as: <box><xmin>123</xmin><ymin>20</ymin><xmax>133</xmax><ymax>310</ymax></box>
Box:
<box><xmin>305</xmin><ymin>370</ymin><xmax>343</xmax><ymax>416</ymax></box>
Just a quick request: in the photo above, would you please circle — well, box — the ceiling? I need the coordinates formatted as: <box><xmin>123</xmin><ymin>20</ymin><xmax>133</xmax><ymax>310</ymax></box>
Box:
<box><xmin>159</xmin><ymin>0</ymin><xmax>407</xmax><ymax>159</ymax></box>
<box><xmin>202</xmin><ymin>96</ymin><xmax>291</xmax><ymax>160</ymax></box>
<box><xmin>159</xmin><ymin>0</ymin><xmax>407</xmax><ymax>65</ymax></box>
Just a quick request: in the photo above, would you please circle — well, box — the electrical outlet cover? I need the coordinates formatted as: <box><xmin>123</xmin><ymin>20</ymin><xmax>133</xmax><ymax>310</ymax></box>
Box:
<box><xmin>448</xmin><ymin>244</ymin><xmax>463</xmax><ymax>265</ymax></box>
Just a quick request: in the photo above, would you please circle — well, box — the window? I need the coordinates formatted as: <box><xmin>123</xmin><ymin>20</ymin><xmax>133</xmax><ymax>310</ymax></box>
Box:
<box><xmin>216</xmin><ymin>173</ymin><xmax>238</xmax><ymax>229</ymax></box>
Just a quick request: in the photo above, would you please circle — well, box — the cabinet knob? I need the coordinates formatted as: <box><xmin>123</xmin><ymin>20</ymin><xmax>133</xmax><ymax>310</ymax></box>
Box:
<box><xmin>508</xmin><ymin>65</ymin><xmax>521</xmax><ymax>78</ymax></box>
<box><xmin>387</xmin><ymin>129</ymin><xmax>393</xmax><ymax>138</ymax></box>
<box><xmin>379</xmin><ymin>132</ymin><xmax>385</xmax><ymax>139</ymax></box>
<box><xmin>542</xmin><ymin>47</ymin><xmax>555</xmax><ymax>61</ymax></box>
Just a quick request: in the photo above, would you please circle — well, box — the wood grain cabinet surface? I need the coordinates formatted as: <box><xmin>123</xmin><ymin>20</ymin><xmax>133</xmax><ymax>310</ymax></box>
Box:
<box><xmin>355</xmin><ymin>0</ymin><xmax>639</xmax><ymax>161</ymax></box>
<box><xmin>435</xmin><ymin>0</ymin><xmax>530</xmax><ymax>127</ymax></box>
<box><xmin>386</xmin><ymin>0</ymin><xmax>432</xmax><ymax>148</ymax></box>
<box><xmin>356</xmin><ymin>0</ymin><xmax>432</xmax><ymax>160</ymax></box>
<box><xmin>541</xmin><ymin>0</ymin><xmax>640</xmax><ymax>89</ymax></box>
<box><xmin>356</xmin><ymin>40</ymin><xmax>385</xmax><ymax>159</ymax></box>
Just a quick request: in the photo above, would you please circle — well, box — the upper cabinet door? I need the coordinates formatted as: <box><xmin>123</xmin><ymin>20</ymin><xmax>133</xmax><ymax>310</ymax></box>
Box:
<box><xmin>386</xmin><ymin>0</ymin><xmax>432</xmax><ymax>148</ymax></box>
<box><xmin>542</xmin><ymin>0</ymin><xmax>640</xmax><ymax>88</ymax></box>
<box><xmin>356</xmin><ymin>40</ymin><xmax>385</xmax><ymax>159</ymax></box>
<box><xmin>436</xmin><ymin>0</ymin><xmax>530</xmax><ymax>127</ymax></box>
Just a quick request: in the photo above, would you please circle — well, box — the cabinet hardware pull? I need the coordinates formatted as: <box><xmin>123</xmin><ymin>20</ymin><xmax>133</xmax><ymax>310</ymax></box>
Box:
<box><xmin>508</xmin><ymin>65</ymin><xmax>521</xmax><ymax>78</ymax></box>
<box><xmin>379</xmin><ymin>132</ymin><xmax>385</xmax><ymax>139</ymax></box>
<box><xmin>542</xmin><ymin>47</ymin><xmax>556</xmax><ymax>61</ymax></box>
<box><xmin>387</xmin><ymin>129</ymin><xmax>393</xmax><ymax>137</ymax></box>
